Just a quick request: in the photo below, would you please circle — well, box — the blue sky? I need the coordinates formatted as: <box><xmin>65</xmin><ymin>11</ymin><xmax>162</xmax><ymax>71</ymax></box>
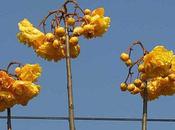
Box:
<box><xmin>1</xmin><ymin>0</ymin><xmax>175</xmax><ymax>130</ymax></box>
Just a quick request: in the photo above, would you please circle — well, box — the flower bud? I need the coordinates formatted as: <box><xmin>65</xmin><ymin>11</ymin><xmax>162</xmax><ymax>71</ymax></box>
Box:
<box><xmin>131</xmin><ymin>87</ymin><xmax>141</xmax><ymax>95</ymax></box>
<box><xmin>73</xmin><ymin>26</ymin><xmax>84</xmax><ymax>36</ymax></box>
<box><xmin>53</xmin><ymin>39</ymin><xmax>61</xmax><ymax>48</ymax></box>
<box><xmin>134</xmin><ymin>79</ymin><xmax>142</xmax><ymax>87</ymax></box>
<box><xmin>15</xmin><ymin>67</ymin><xmax>21</xmax><ymax>75</ymax></box>
<box><xmin>83</xmin><ymin>15</ymin><xmax>91</xmax><ymax>23</ymax></box>
<box><xmin>120</xmin><ymin>53</ymin><xmax>129</xmax><ymax>62</ymax></box>
<box><xmin>138</xmin><ymin>64</ymin><xmax>145</xmax><ymax>73</ymax></box>
<box><xmin>140</xmin><ymin>74</ymin><xmax>147</xmax><ymax>81</ymax></box>
<box><xmin>140</xmin><ymin>83</ymin><xmax>146</xmax><ymax>90</ymax></box>
<box><xmin>120</xmin><ymin>82</ymin><xmax>127</xmax><ymax>91</ymax></box>
<box><xmin>55</xmin><ymin>27</ymin><xmax>65</xmax><ymax>37</ymax></box>
<box><xmin>69</xmin><ymin>36</ymin><xmax>79</xmax><ymax>46</ymax></box>
<box><xmin>125</xmin><ymin>59</ymin><xmax>132</xmax><ymax>67</ymax></box>
<box><xmin>127</xmin><ymin>84</ymin><xmax>135</xmax><ymax>92</ymax></box>
<box><xmin>67</xmin><ymin>17</ymin><xmax>75</xmax><ymax>26</ymax></box>
<box><xmin>46</xmin><ymin>33</ymin><xmax>55</xmax><ymax>42</ymax></box>
<box><xmin>84</xmin><ymin>9</ymin><xmax>91</xmax><ymax>15</ymax></box>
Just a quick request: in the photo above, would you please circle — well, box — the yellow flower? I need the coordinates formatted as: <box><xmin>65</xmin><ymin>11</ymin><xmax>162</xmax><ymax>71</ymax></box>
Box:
<box><xmin>83</xmin><ymin>24</ymin><xmax>95</xmax><ymax>39</ymax></box>
<box><xmin>91</xmin><ymin>15</ymin><xmax>110</xmax><ymax>37</ymax></box>
<box><xmin>0</xmin><ymin>71</ymin><xmax>15</xmax><ymax>91</ymax></box>
<box><xmin>143</xmin><ymin>46</ymin><xmax>174</xmax><ymax>79</ymax></box>
<box><xmin>17</xmin><ymin>19</ymin><xmax>45</xmax><ymax>49</ymax></box>
<box><xmin>169</xmin><ymin>57</ymin><xmax>175</xmax><ymax>73</ymax></box>
<box><xmin>36</xmin><ymin>41</ymin><xmax>65</xmax><ymax>62</ymax></box>
<box><xmin>141</xmin><ymin>78</ymin><xmax>161</xmax><ymax>101</ymax></box>
<box><xmin>18</xmin><ymin>64</ymin><xmax>42</xmax><ymax>82</ymax></box>
<box><xmin>73</xmin><ymin>26</ymin><xmax>84</xmax><ymax>36</ymax></box>
<box><xmin>92</xmin><ymin>8</ymin><xmax>105</xmax><ymax>16</ymax></box>
<box><xmin>82</xmin><ymin>7</ymin><xmax>110</xmax><ymax>38</ymax></box>
<box><xmin>141</xmin><ymin>76</ymin><xmax>175</xmax><ymax>101</ymax></box>
<box><xmin>0</xmin><ymin>91</ymin><xmax>16</xmax><ymax>112</ymax></box>
<box><xmin>12</xmin><ymin>80</ymin><xmax>40</xmax><ymax>106</ymax></box>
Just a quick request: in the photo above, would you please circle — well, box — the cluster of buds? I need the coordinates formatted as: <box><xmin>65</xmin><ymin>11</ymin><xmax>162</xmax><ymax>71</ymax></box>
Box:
<box><xmin>17</xmin><ymin>0</ymin><xmax>110</xmax><ymax>62</ymax></box>
<box><xmin>120</xmin><ymin>79</ymin><xmax>145</xmax><ymax>95</ymax></box>
<box><xmin>120</xmin><ymin>53</ymin><xmax>132</xmax><ymax>67</ymax></box>
<box><xmin>0</xmin><ymin>63</ymin><xmax>42</xmax><ymax>111</ymax></box>
<box><xmin>120</xmin><ymin>41</ymin><xmax>175</xmax><ymax>101</ymax></box>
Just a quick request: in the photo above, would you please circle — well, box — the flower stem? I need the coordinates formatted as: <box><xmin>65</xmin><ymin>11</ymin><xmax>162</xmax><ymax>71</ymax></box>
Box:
<box><xmin>65</xmin><ymin>19</ymin><xmax>76</xmax><ymax>130</ymax></box>
<box><xmin>142</xmin><ymin>85</ymin><xmax>148</xmax><ymax>130</ymax></box>
<box><xmin>7</xmin><ymin>108</ymin><xmax>12</xmax><ymax>130</ymax></box>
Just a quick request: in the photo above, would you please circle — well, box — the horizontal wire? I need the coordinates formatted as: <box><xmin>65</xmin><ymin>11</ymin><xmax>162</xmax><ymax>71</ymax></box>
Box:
<box><xmin>0</xmin><ymin>116</ymin><xmax>175</xmax><ymax>122</ymax></box>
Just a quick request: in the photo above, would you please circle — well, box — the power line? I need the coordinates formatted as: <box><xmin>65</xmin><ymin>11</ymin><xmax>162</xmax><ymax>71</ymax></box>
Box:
<box><xmin>0</xmin><ymin>116</ymin><xmax>175</xmax><ymax>122</ymax></box>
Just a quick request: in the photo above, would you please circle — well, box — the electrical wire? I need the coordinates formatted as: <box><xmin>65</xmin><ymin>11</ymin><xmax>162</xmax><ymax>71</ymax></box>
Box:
<box><xmin>0</xmin><ymin>116</ymin><xmax>175</xmax><ymax>122</ymax></box>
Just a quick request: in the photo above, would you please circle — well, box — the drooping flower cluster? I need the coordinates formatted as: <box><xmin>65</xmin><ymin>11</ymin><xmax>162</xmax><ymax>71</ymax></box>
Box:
<box><xmin>17</xmin><ymin>6</ymin><xmax>110</xmax><ymax>62</ymax></box>
<box><xmin>120</xmin><ymin>44</ymin><xmax>175</xmax><ymax>101</ymax></box>
<box><xmin>0</xmin><ymin>64</ymin><xmax>42</xmax><ymax>111</ymax></box>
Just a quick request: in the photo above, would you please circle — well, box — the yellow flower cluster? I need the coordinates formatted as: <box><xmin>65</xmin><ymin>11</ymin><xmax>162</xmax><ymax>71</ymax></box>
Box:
<box><xmin>17</xmin><ymin>19</ymin><xmax>80</xmax><ymax>61</ymax></box>
<box><xmin>82</xmin><ymin>8</ymin><xmax>111</xmax><ymax>38</ymax></box>
<box><xmin>142</xmin><ymin>46</ymin><xmax>174</xmax><ymax>79</ymax></box>
<box><xmin>120</xmin><ymin>46</ymin><xmax>175</xmax><ymax>101</ymax></box>
<box><xmin>15</xmin><ymin>64</ymin><xmax>42</xmax><ymax>82</ymax></box>
<box><xmin>0</xmin><ymin>64</ymin><xmax>41</xmax><ymax>111</ymax></box>
<box><xmin>17</xmin><ymin>19</ymin><xmax>45</xmax><ymax>49</ymax></box>
<box><xmin>17</xmin><ymin>8</ymin><xmax>110</xmax><ymax>62</ymax></box>
<box><xmin>140</xmin><ymin>46</ymin><xmax>175</xmax><ymax>100</ymax></box>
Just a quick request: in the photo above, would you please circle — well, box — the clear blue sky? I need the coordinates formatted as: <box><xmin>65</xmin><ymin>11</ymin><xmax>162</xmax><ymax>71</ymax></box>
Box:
<box><xmin>1</xmin><ymin>0</ymin><xmax>175</xmax><ymax>130</ymax></box>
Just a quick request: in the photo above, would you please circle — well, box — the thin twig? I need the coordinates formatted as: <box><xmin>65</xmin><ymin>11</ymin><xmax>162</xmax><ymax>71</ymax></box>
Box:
<box><xmin>6</xmin><ymin>62</ymin><xmax>22</xmax><ymax>73</ymax></box>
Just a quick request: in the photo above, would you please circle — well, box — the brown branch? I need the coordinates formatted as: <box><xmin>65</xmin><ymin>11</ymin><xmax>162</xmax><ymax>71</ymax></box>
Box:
<box><xmin>39</xmin><ymin>10</ymin><xmax>63</xmax><ymax>33</ymax></box>
<box><xmin>7</xmin><ymin>108</ymin><xmax>12</xmax><ymax>130</ymax></box>
<box><xmin>124</xmin><ymin>41</ymin><xmax>148</xmax><ymax>83</ymax></box>
<box><xmin>64</xmin><ymin>12</ymin><xmax>76</xmax><ymax>130</ymax></box>
<box><xmin>6</xmin><ymin>62</ymin><xmax>22</xmax><ymax>73</ymax></box>
<box><xmin>124</xmin><ymin>56</ymin><xmax>144</xmax><ymax>83</ymax></box>
<box><xmin>142</xmin><ymin>82</ymin><xmax>148</xmax><ymax>130</ymax></box>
